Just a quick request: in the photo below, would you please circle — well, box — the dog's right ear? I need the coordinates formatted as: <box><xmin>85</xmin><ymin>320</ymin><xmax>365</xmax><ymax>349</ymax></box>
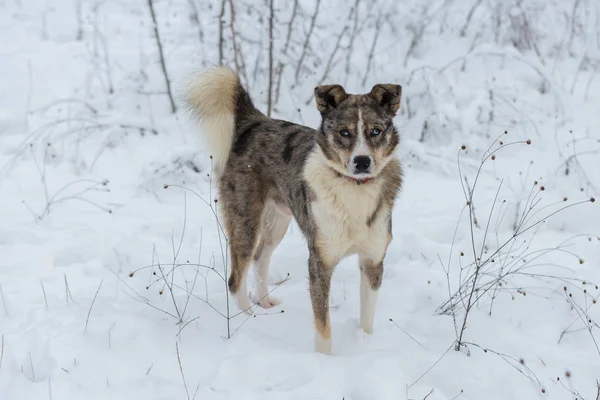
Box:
<box><xmin>315</xmin><ymin>85</ymin><xmax>348</xmax><ymax>113</ymax></box>
<box><xmin>369</xmin><ymin>84</ymin><xmax>402</xmax><ymax>115</ymax></box>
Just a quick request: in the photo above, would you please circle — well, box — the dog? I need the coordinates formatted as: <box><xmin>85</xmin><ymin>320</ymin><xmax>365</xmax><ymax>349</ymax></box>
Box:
<box><xmin>186</xmin><ymin>67</ymin><xmax>403</xmax><ymax>354</ymax></box>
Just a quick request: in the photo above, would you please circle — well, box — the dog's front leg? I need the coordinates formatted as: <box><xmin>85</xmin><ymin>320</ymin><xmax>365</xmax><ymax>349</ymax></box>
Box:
<box><xmin>359</xmin><ymin>256</ymin><xmax>384</xmax><ymax>334</ymax></box>
<box><xmin>308</xmin><ymin>250</ymin><xmax>334</xmax><ymax>354</ymax></box>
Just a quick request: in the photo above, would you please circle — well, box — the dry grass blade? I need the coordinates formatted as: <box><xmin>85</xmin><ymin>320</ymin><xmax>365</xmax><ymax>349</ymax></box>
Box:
<box><xmin>0</xmin><ymin>284</ymin><xmax>8</xmax><ymax>316</ymax></box>
<box><xmin>175</xmin><ymin>342</ymin><xmax>191</xmax><ymax>400</ymax></box>
<box><xmin>389</xmin><ymin>318</ymin><xmax>426</xmax><ymax>349</ymax></box>
<box><xmin>408</xmin><ymin>341</ymin><xmax>456</xmax><ymax>389</ymax></box>
<box><xmin>84</xmin><ymin>279</ymin><xmax>104</xmax><ymax>333</ymax></box>
<box><xmin>0</xmin><ymin>334</ymin><xmax>4</xmax><ymax>371</ymax></box>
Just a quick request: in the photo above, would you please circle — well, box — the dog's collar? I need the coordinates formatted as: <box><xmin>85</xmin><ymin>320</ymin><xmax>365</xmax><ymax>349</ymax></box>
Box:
<box><xmin>335</xmin><ymin>171</ymin><xmax>373</xmax><ymax>185</ymax></box>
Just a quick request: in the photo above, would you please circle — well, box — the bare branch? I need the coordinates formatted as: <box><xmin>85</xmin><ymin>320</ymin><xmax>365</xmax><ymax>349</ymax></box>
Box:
<box><xmin>274</xmin><ymin>0</ymin><xmax>299</xmax><ymax>105</ymax></box>
<box><xmin>295</xmin><ymin>0</ymin><xmax>321</xmax><ymax>83</ymax></box>
<box><xmin>146</xmin><ymin>0</ymin><xmax>177</xmax><ymax>113</ymax></box>
<box><xmin>267</xmin><ymin>0</ymin><xmax>274</xmax><ymax>116</ymax></box>
<box><xmin>218</xmin><ymin>0</ymin><xmax>226</xmax><ymax>65</ymax></box>
<box><xmin>363</xmin><ymin>13</ymin><xmax>383</xmax><ymax>86</ymax></box>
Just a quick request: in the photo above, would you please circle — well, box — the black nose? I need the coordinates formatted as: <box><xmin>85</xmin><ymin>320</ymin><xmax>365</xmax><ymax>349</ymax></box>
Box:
<box><xmin>353</xmin><ymin>155</ymin><xmax>371</xmax><ymax>173</ymax></box>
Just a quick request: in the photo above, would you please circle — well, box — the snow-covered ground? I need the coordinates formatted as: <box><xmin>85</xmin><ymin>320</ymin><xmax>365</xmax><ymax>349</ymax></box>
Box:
<box><xmin>1</xmin><ymin>0</ymin><xmax>599</xmax><ymax>399</ymax></box>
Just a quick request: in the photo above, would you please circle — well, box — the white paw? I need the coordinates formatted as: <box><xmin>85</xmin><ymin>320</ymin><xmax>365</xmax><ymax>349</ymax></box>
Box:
<box><xmin>315</xmin><ymin>335</ymin><xmax>332</xmax><ymax>355</ymax></box>
<box><xmin>360</xmin><ymin>320</ymin><xmax>374</xmax><ymax>334</ymax></box>
<box><xmin>258</xmin><ymin>295</ymin><xmax>281</xmax><ymax>309</ymax></box>
<box><xmin>233</xmin><ymin>291</ymin><xmax>254</xmax><ymax>315</ymax></box>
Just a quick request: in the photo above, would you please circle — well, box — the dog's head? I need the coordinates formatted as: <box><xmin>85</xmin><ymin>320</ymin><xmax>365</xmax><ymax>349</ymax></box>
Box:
<box><xmin>314</xmin><ymin>84</ymin><xmax>401</xmax><ymax>180</ymax></box>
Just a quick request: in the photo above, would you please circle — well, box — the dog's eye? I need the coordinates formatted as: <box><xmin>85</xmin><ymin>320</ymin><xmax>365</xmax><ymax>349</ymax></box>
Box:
<box><xmin>371</xmin><ymin>128</ymin><xmax>381</xmax><ymax>136</ymax></box>
<box><xmin>339</xmin><ymin>129</ymin><xmax>351</xmax><ymax>137</ymax></box>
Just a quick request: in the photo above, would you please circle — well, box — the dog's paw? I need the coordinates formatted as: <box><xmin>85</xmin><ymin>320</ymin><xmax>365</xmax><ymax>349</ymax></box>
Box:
<box><xmin>360</xmin><ymin>324</ymin><xmax>374</xmax><ymax>335</ymax></box>
<box><xmin>233</xmin><ymin>291</ymin><xmax>254</xmax><ymax>315</ymax></box>
<box><xmin>258</xmin><ymin>295</ymin><xmax>281</xmax><ymax>309</ymax></box>
<box><xmin>315</xmin><ymin>335</ymin><xmax>332</xmax><ymax>355</ymax></box>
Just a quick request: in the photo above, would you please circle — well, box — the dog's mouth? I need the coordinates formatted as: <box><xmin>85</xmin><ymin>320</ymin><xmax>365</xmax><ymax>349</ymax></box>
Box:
<box><xmin>351</xmin><ymin>168</ymin><xmax>374</xmax><ymax>177</ymax></box>
<box><xmin>333</xmin><ymin>167</ymin><xmax>375</xmax><ymax>185</ymax></box>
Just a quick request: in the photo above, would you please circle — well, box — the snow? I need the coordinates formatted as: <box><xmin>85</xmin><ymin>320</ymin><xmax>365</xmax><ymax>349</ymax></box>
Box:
<box><xmin>1</xmin><ymin>0</ymin><xmax>599</xmax><ymax>399</ymax></box>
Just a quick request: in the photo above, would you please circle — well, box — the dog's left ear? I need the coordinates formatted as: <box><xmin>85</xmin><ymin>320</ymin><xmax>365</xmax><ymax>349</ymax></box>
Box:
<box><xmin>369</xmin><ymin>84</ymin><xmax>402</xmax><ymax>115</ymax></box>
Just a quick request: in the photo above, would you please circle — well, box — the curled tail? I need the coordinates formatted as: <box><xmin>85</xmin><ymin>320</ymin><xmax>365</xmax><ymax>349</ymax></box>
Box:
<box><xmin>185</xmin><ymin>66</ymin><xmax>259</xmax><ymax>176</ymax></box>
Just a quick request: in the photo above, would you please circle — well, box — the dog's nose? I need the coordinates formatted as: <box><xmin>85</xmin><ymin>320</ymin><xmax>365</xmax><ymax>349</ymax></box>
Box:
<box><xmin>353</xmin><ymin>155</ymin><xmax>371</xmax><ymax>173</ymax></box>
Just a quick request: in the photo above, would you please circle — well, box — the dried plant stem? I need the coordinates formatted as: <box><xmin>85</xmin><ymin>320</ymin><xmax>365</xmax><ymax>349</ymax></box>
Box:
<box><xmin>362</xmin><ymin>13</ymin><xmax>383</xmax><ymax>86</ymax></box>
<box><xmin>295</xmin><ymin>0</ymin><xmax>321</xmax><ymax>82</ymax></box>
<box><xmin>29</xmin><ymin>352</ymin><xmax>35</xmax><ymax>380</ymax></box>
<box><xmin>463</xmin><ymin>176</ymin><xmax>480</xmax><ymax>228</ymax></box>
<box><xmin>464</xmin><ymin>342</ymin><xmax>542</xmax><ymax>388</ymax></box>
<box><xmin>274</xmin><ymin>0</ymin><xmax>299</xmax><ymax>104</ymax></box>
<box><xmin>187</xmin><ymin>0</ymin><xmax>204</xmax><ymax>44</ymax></box>
<box><xmin>0</xmin><ymin>284</ymin><xmax>8</xmax><ymax>316</ymax></box>
<box><xmin>176</xmin><ymin>342</ymin><xmax>191</xmax><ymax>400</ymax></box>
<box><xmin>408</xmin><ymin>340</ymin><xmax>456</xmax><ymax>389</ymax></box>
<box><xmin>344</xmin><ymin>0</ymin><xmax>361</xmax><ymax>83</ymax></box>
<box><xmin>84</xmin><ymin>279</ymin><xmax>104</xmax><ymax>333</ymax></box>
<box><xmin>154</xmin><ymin>248</ymin><xmax>183</xmax><ymax>322</ymax></box>
<box><xmin>218</xmin><ymin>0</ymin><xmax>226</xmax><ymax>65</ymax></box>
<box><xmin>146</xmin><ymin>0</ymin><xmax>177</xmax><ymax>113</ymax></box>
<box><xmin>41</xmin><ymin>281</ymin><xmax>48</xmax><ymax>309</ymax></box>
<box><xmin>64</xmin><ymin>274</ymin><xmax>74</xmax><ymax>305</ymax></box>
<box><xmin>0</xmin><ymin>334</ymin><xmax>4</xmax><ymax>371</ymax></box>
<box><xmin>227</xmin><ymin>0</ymin><xmax>241</xmax><ymax>74</ymax></box>
<box><xmin>267</xmin><ymin>0</ymin><xmax>274</xmax><ymax>117</ymax></box>
<box><xmin>310</xmin><ymin>25</ymin><xmax>348</xmax><ymax>95</ymax></box>
<box><xmin>389</xmin><ymin>318</ymin><xmax>426</xmax><ymax>348</ymax></box>
<box><xmin>460</xmin><ymin>0</ymin><xmax>483</xmax><ymax>36</ymax></box>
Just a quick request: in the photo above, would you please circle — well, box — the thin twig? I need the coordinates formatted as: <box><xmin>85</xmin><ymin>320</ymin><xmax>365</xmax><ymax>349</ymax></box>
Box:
<box><xmin>218</xmin><ymin>0</ymin><xmax>226</xmax><ymax>65</ymax></box>
<box><xmin>459</xmin><ymin>0</ymin><xmax>483</xmax><ymax>36</ymax></box>
<box><xmin>176</xmin><ymin>342</ymin><xmax>191</xmax><ymax>400</ymax></box>
<box><xmin>64</xmin><ymin>274</ymin><xmax>75</xmax><ymax>305</ymax></box>
<box><xmin>227</xmin><ymin>0</ymin><xmax>241</xmax><ymax>75</ymax></box>
<box><xmin>274</xmin><ymin>0</ymin><xmax>299</xmax><ymax>104</ymax></box>
<box><xmin>29</xmin><ymin>352</ymin><xmax>35</xmax><ymax>381</ymax></box>
<box><xmin>464</xmin><ymin>342</ymin><xmax>543</xmax><ymax>388</ymax></box>
<box><xmin>344</xmin><ymin>0</ymin><xmax>361</xmax><ymax>84</ymax></box>
<box><xmin>305</xmin><ymin>24</ymin><xmax>349</xmax><ymax>105</ymax></box>
<box><xmin>40</xmin><ymin>281</ymin><xmax>48</xmax><ymax>309</ymax></box>
<box><xmin>267</xmin><ymin>0</ymin><xmax>274</xmax><ymax>116</ymax></box>
<box><xmin>295</xmin><ymin>0</ymin><xmax>321</xmax><ymax>82</ymax></box>
<box><xmin>0</xmin><ymin>284</ymin><xmax>8</xmax><ymax>316</ymax></box>
<box><xmin>363</xmin><ymin>13</ymin><xmax>383</xmax><ymax>86</ymax></box>
<box><xmin>84</xmin><ymin>279</ymin><xmax>104</xmax><ymax>333</ymax></box>
<box><xmin>389</xmin><ymin>318</ymin><xmax>426</xmax><ymax>349</ymax></box>
<box><xmin>408</xmin><ymin>341</ymin><xmax>456</xmax><ymax>389</ymax></box>
<box><xmin>146</xmin><ymin>0</ymin><xmax>177</xmax><ymax>113</ymax></box>
<box><xmin>0</xmin><ymin>334</ymin><xmax>4</xmax><ymax>371</ymax></box>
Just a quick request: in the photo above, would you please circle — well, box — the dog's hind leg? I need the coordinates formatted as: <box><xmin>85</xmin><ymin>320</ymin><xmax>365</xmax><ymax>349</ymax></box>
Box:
<box><xmin>252</xmin><ymin>201</ymin><xmax>291</xmax><ymax>308</ymax></box>
<box><xmin>225</xmin><ymin>198</ymin><xmax>264</xmax><ymax>314</ymax></box>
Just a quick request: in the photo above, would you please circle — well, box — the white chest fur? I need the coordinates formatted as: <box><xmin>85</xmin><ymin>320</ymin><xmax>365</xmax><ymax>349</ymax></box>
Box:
<box><xmin>304</xmin><ymin>150</ymin><xmax>391</xmax><ymax>266</ymax></box>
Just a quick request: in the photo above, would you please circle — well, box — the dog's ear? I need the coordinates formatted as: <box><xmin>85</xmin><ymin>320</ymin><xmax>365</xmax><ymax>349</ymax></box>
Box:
<box><xmin>314</xmin><ymin>85</ymin><xmax>348</xmax><ymax>113</ymax></box>
<box><xmin>368</xmin><ymin>84</ymin><xmax>402</xmax><ymax>115</ymax></box>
